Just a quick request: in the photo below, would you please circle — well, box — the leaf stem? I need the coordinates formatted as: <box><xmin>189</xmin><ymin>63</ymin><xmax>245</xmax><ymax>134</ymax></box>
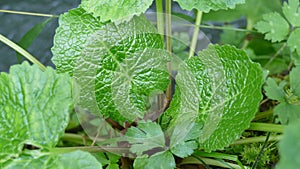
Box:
<box><xmin>0</xmin><ymin>34</ymin><xmax>46</xmax><ymax>71</ymax></box>
<box><xmin>165</xmin><ymin>0</ymin><xmax>172</xmax><ymax>102</ymax></box>
<box><xmin>232</xmin><ymin>135</ymin><xmax>282</xmax><ymax>145</ymax></box>
<box><xmin>248</xmin><ymin>122</ymin><xmax>285</xmax><ymax>133</ymax></box>
<box><xmin>264</xmin><ymin>43</ymin><xmax>287</xmax><ymax>68</ymax></box>
<box><xmin>189</xmin><ymin>10</ymin><xmax>203</xmax><ymax>58</ymax></box>
<box><xmin>155</xmin><ymin>0</ymin><xmax>164</xmax><ymax>39</ymax></box>
<box><xmin>242</xmin><ymin>19</ymin><xmax>254</xmax><ymax>49</ymax></box>
<box><xmin>0</xmin><ymin>9</ymin><xmax>58</xmax><ymax>17</ymax></box>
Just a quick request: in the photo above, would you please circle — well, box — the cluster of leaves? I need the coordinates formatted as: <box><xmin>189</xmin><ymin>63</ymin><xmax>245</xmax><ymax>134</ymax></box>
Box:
<box><xmin>1</xmin><ymin>0</ymin><xmax>300</xmax><ymax>168</ymax></box>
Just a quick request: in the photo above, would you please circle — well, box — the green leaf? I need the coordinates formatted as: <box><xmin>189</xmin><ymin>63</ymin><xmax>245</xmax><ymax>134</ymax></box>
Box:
<box><xmin>290</xmin><ymin>66</ymin><xmax>300</xmax><ymax>98</ymax></box>
<box><xmin>74</xmin><ymin>16</ymin><xmax>169</xmax><ymax>123</ymax></box>
<box><xmin>220</xmin><ymin>26</ymin><xmax>246</xmax><ymax>47</ymax></box>
<box><xmin>170</xmin><ymin>141</ymin><xmax>198</xmax><ymax>158</ymax></box>
<box><xmin>274</xmin><ymin>102</ymin><xmax>300</xmax><ymax>125</ymax></box>
<box><xmin>133</xmin><ymin>151</ymin><xmax>175</xmax><ymax>169</ymax></box>
<box><xmin>162</xmin><ymin>44</ymin><xmax>263</xmax><ymax>151</ymax></box>
<box><xmin>282</xmin><ymin>0</ymin><xmax>300</xmax><ymax>27</ymax></box>
<box><xmin>203</xmin><ymin>0</ymin><xmax>282</xmax><ymax>24</ymax></box>
<box><xmin>255</xmin><ymin>12</ymin><xmax>290</xmax><ymax>42</ymax></box>
<box><xmin>287</xmin><ymin>28</ymin><xmax>300</xmax><ymax>56</ymax></box>
<box><xmin>80</xmin><ymin>0</ymin><xmax>154</xmax><ymax>22</ymax></box>
<box><xmin>276</xmin><ymin>120</ymin><xmax>300</xmax><ymax>169</ymax></box>
<box><xmin>107</xmin><ymin>164</ymin><xmax>119</xmax><ymax>169</ymax></box>
<box><xmin>51</xmin><ymin>7</ymin><xmax>103</xmax><ymax>76</ymax></box>
<box><xmin>264</xmin><ymin>78</ymin><xmax>286</xmax><ymax>101</ymax></box>
<box><xmin>2</xmin><ymin>151</ymin><xmax>102</xmax><ymax>169</ymax></box>
<box><xmin>126</xmin><ymin>121</ymin><xmax>165</xmax><ymax>156</ymax></box>
<box><xmin>0</xmin><ymin>62</ymin><xmax>73</xmax><ymax>158</ymax></box>
<box><xmin>173</xmin><ymin>0</ymin><xmax>245</xmax><ymax>13</ymax></box>
<box><xmin>17</xmin><ymin>18</ymin><xmax>52</xmax><ymax>63</ymax></box>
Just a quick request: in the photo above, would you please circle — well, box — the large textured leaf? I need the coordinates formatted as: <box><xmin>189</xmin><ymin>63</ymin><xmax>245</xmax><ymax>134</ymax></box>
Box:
<box><xmin>51</xmin><ymin>7</ymin><xmax>102</xmax><ymax>76</ymax></box>
<box><xmin>133</xmin><ymin>151</ymin><xmax>175</xmax><ymax>169</ymax></box>
<box><xmin>0</xmin><ymin>62</ymin><xmax>72</xmax><ymax>158</ymax></box>
<box><xmin>255</xmin><ymin>12</ymin><xmax>290</xmax><ymax>42</ymax></box>
<box><xmin>276</xmin><ymin>120</ymin><xmax>300</xmax><ymax>169</ymax></box>
<box><xmin>74</xmin><ymin>16</ymin><xmax>169</xmax><ymax>124</ymax></box>
<box><xmin>161</xmin><ymin>44</ymin><xmax>263</xmax><ymax>151</ymax></box>
<box><xmin>173</xmin><ymin>0</ymin><xmax>245</xmax><ymax>13</ymax></box>
<box><xmin>1</xmin><ymin>151</ymin><xmax>102</xmax><ymax>169</ymax></box>
<box><xmin>80</xmin><ymin>0</ymin><xmax>154</xmax><ymax>22</ymax></box>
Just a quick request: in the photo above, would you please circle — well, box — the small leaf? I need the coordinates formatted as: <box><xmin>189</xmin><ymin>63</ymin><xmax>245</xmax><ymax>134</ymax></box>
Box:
<box><xmin>264</xmin><ymin>78</ymin><xmax>286</xmax><ymax>101</ymax></box>
<box><xmin>282</xmin><ymin>0</ymin><xmax>300</xmax><ymax>27</ymax></box>
<box><xmin>80</xmin><ymin>0</ymin><xmax>154</xmax><ymax>22</ymax></box>
<box><xmin>170</xmin><ymin>141</ymin><xmax>198</xmax><ymax>158</ymax></box>
<box><xmin>287</xmin><ymin>28</ymin><xmax>300</xmax><ymax>56</ymax></box>
<box><xmin>276</xmin><ymin>120</ymin><xmax>300</xmax><ymax>169</ymax></box>
<box><xmin>290</xmin><ymin>66</ymin><xmax>300</xmax><ymax>97</ymax></box>
<box><xmin>0</xmin><ymin>62</ymin><xmax>72</xmax><ymax>158</ymax></box>
<box><xmin>126</xmin><ymin>121</ymin><xmax>165</xmax><ymax>156</ymax></box>
<box><xmin>274</xmin><ymin>102</ymin><xmax>300</xmax><ymax>125</ymax></box>
<box><xmin>2</xmin><ymin>151</ymin><xmax>102</xmax><ymax>169</ymax></box>
<box><xmin>133</xmin><ymin>151</ymin><xmax>175</xmax><ymax>169</ymax></box>
<box><xmin>173</xmin><ymin>0</ymin><xmax>245</xmax><ymax>13</ymax></box>
<box><xmin>51</xmin><ymin>7</ymin><xmax>103</xmax><ymax>76</ymax></box>
<box><xmin>17</xmin><ymin>18</ymin><xmax>52</xmax><ymax>63</ymax></box>
<box><xmin>255</xmin><ymin>12</ymin><xmax>290</xmax><ymax>42</ymax></box>
<box><xmin>107</xmin><ymin>164</ymin><xmax>119</xmax><ymax>169</ymax></box>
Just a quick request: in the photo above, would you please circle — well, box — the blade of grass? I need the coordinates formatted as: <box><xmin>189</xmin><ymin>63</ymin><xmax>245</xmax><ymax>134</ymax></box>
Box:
<box><xmin>0</xmin><ymin>9</ymin><xmax>58</xmax><ymax>17</ymax></box>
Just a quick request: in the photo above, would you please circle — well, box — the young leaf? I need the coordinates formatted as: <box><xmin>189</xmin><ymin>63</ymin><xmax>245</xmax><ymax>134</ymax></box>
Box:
<box><xmin>170</xmin><ymin>141</ymin><xmax>198</xmax><ymax>158</ymax></box>
<box><xmin>0</xmin><ymin>62</ymin><xmax>72</xmax><ymax>158</ymax></box>
<box><xmin>133</xmin><ymin>151</ymin><xmax>175</xmax><ymax>169</ymax></box>
<box><xmin>126</xmin><ymin>121</ymin><xmax>165</xmax><ymax>156</ymax></box>
<box><xmin>1</xmin><ymin>151</ymin><xmax>102</xmax><ymax>169</ymax></box>
<box><xmin>264</xmin><ymin>78</ymin><xmax>286</xmax><ymax>101</ymax></box>
<box><xmin>276</xmin><ymin>120</ymin><xmax>300</xmax><ymax>169</ymax></box>
<box><xmin>255</xmin><ymin>12</ymin><xmax>290</xmax><ymax>42</ymax></box>
<box><xmin>274</xmin><ymin>102</ymin><xmax>300</xmax><ymax>125</ymax></box>
<box><xmin>290</xmin><ymin>66</ymin><xmax>300</xmax><ymax>97</ymax></box>
<box><xmin>287</xmin><ymin>28</ymin><xmax>300</xmax><ymax>56</ymax></box>
<box><xmin>74</xmin><ymin>16</ymin><xmax>169</xmax><ymax>123</ymax></box>
<box><xmin>282</xmin><ymin>0</ymin><xmax>300</xmax><ymax>27</ymax></box>
<box><xmin>80</xmin><ymin>0</ymin><xmax>154</xmax><ymax>22</ymax></box>
<box><xmin>162</xmin><ymin>44</ymin><xmax>263</xmax><ymax>151</ymax></box>
<box><xmin>51</xmin><ymin>7</ymin><xmax>103</xmax><ymax>76</ymax></box>
<box><xmin>173</xmin><ymin>0</ymin><xmax>245</xmax><ymax>13</ymax></box>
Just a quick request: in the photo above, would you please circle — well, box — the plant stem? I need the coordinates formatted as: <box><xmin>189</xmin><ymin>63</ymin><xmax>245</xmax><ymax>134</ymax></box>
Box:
<box><xmin>253</xmin><ymin>108</ymin><xmax>273</xmax><ymax>121</ymax></box>
<box><xmin>165</xmin><ymin>0</ymin><xmax>172</xmax><ymax>102</ymax></box>
<box><xmin>49</xmin><ymin>146</ymin><xmax>129</xmax><ymax>154</ymax></box>
<box><xmin>0</xmin><ymin>9</ymin><xmax>58</xmax><ymax>17</ymax></box>
<box><xmin>155</xmin><ymin>0</ymin><xmax>164</xmax><ymax>39</ymax></box>
<box><xmin>189</xmin><ymin>10</ymin><xmax>203</xmax><ymax>58</ymax></box>
<box><xmin>242</xmin><ymin>19</ymin><xmax>254</xmax><ymax>49</ymax></box>
<box><xmin>0</xmin><ymin>34</ymin><xmax>46</xmax><ymax>71</ymax></box>
<box><xmin>248</xmin><ymin>122</ymin><xmax>285</xmax><ymax>133</ymax></box>
<box><xmin>264</xmin><ymin>43</ymin><xmax>287</xmax><ymax>68</ymax></box>
<box><xmin>232</xmin><ymin>135</ymin><xmax>282</xmax><ymax>145</ymax></box>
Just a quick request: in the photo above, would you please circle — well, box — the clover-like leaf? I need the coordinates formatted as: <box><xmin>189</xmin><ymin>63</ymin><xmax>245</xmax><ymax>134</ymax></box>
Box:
<box><xmin>274</xmin><ymin>102</ymin><xmax>300</xmax><ymax>125</ymax></box>
<box><xmin>74</xmin><ymin>16</ymin><xmax>169</xmax><ymax>123</ymax></box>
<box><xmin>290</xmin><ymin>66</ymin><xmax>300</xmax><ymax>98</ymax></box>
<box><xmin>255</xmin><ymin>12</ymin><xmax>290</xmax><ymax>42</ymax></box>
<box><xmin>282</xmin><ymin>0</ymin><xmax>300</xmax><ymax>27</ymax></box>
<box><xmin>1</xmin><ymin>151</ymin><xmax>102</xmax><ymax>169</ymax></box>
<box><xmin>51</xmin><ymin>7</ymin><xmax>103</xmax><ymax>76</ymax></box>
<box><xmin>287</xmin><ymin>28</ymin><xmax>300</xmax><ymax>56</ymax></box>
<box><xmin>276</xmin><ymin>120</ymin><xmax>300</xmax><ymax>169</ymax></box>
<box><xmin>126</xmin><ymin>121</ymin><xmax>165</xmax><ymax>156</ymax></box>
<box><xmin>264</xmin><ymin>78</ymin><xmax>286</xmax><ymax>101</ymax></box>
<box><xmin>80</xmin><ymin>0</ymin><xmax>154</xmax><ymax>22</ymax></box>
<box><xmin>173</xmin><ymin>0</ymin><xmax>245</xmax><ymax>13</ymax></box>
<box><xmin>162</xmin><ymin>44</ymin><xmax>263</xmax><ymax>151</ymax></box>
<box><xmin>133</xmin><ymin>151</ymin><xmax>175</xmax><ymax>169</ymax></box>
<box><xmin>0</xmin><ymin>62</ymin><xmax>72</xmax><ymax>158</ymax></box>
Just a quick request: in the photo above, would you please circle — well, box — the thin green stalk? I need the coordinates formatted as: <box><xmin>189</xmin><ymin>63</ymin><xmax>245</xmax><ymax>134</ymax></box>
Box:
<box><xmin>165</xmin><ymin>0</ymin><xmax>172</xmax><ymax>102</ymax></box>
<box><xmin>0</xmin><ymin>34</ymin><xmax>46</xmax><ymax>71</ymax></box>
<box><xmin>242</xmin><ymin>19</ymin><xmax>254</xmax><ymax>49</ymax></box>
<box><xmin>248</xmin><ymin>122</ymin><xmax>285</xmax><ymax>133</ymax></box>
<box><xmin>155</xmin><ymin>0</ymin><xmax>164</xmax><ymax>39</ymax></box>
<box><xmin>189</xmin><ymin>10</ymin><xmax>203</xmax><ymax>58</ymax></box>
<box><xmin>0</xmin><ymin>9</ymin><xmax>58</xmax><ymax>17</ymax></box>
<box><xmin>232</xmin><ymin>135</ymin><xmax>282</xmax><ymax>145</ymax></box>
<box><xmin>49</xmin><ymin>146</ymin><xmax>128</xmax><ymax>155</ymax></box>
